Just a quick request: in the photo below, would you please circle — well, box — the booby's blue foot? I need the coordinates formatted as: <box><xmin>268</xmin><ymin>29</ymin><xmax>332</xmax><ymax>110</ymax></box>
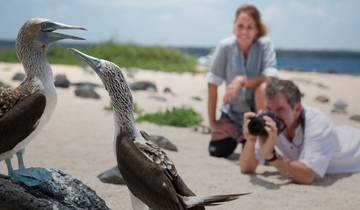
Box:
<box><xmin>6</xmin><ymin>159</ymin><xmax>50</xmax><ymax>186</ymax></box>
<box><xmin>11</xmin><ymin>167</ymin><xmax>51</xmax><ymax>187</ymax></box>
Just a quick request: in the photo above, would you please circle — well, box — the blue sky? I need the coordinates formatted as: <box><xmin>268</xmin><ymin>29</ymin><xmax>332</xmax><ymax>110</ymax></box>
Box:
<box><xmin>1</xmin><ymin>0</ymin><xmax>359</xmax><ymax>50</ymax></box>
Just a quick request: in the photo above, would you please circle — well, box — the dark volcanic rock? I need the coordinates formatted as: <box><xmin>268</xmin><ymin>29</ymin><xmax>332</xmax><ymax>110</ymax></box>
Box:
<box><xmin>71</xmin><ymin>82</ymin><xmax>102</xmax><ymax>88</ymax></box>
<box><xmin>191</xmin><ymin>96</ymin><xmax>202</xmax><ymax>101</ymax></box>
<box><xmin>315</xmin><ymin>95</ymin><xmax>330</xmax><ymax>103</ymax></box>
<box><xmin>98</xmin><ymin>166</ymin><xmax>126</xmax><ymax>185</ymax></box>
<box><xmin>129</xmin><ymin>81</ymin><xmax>157</xmax><ymax>92</ymax></box>
<box><xmin>0</xmin><ymin>169</ymin><xmax>110</xmax><ymax>210</ymax></box>
<box><xmin>163</xmin><ymin>87</ymin><xmax>176</xmax><ymax>96</ymax></box>
<box><xmin>350</xmin><ymin>115</ymin><xmax>360</xmax><ymax>122</ymax></box>
<box><xmin>331</xmin><ymin>100</ymin><xmax>348</xmax><ymax>114</ymax></box>
<box><xmin>12</xmin><ymin>72</ymin><xmax>25</xmax><ymax>82</ymax></box>
<box><xmin>54</xmin><ymin>74</ymin><xmax>70</xmax><ymax>88</ymax></box>
<box><xmin>149</xmin><ymin>135</ymin><xmax>178</xmax><ymax>152</ymax></box>
<box><xmin>74</xmin><ymin>84</ymin><xmax>100</xmax><ymax>99</ymax></box>
<box><xmin>192</xmin><ymin>125</ymin><xmax>212</xmax><ymax>135</ymax></box>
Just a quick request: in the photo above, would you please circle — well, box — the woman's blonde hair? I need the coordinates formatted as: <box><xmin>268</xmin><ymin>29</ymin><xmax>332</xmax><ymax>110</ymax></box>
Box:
<box><xmin>235</xmin><ymin>4</ymin><xmax>267</xmax><ymax>39</ymax></box>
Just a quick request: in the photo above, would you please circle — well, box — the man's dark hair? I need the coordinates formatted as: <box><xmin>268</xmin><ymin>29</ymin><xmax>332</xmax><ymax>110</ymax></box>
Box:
<box><xmin>265</xmin><ymin>78</ymin><xmax>302</xmax><ymax>108</ymax></box>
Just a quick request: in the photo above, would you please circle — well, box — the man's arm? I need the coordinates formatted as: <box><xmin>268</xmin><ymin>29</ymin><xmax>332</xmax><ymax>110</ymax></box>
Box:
<box><xmin>260</xmin><ymin>116</ymin><xmax>317</xmax><ymax>184</ymax></box>
<box><xmin>239</xmin><ymin>139</ymin><xmax>259</xmax><ymax>173</ymax></box>
<box><xmin>239</xmin><ymin>112</ymin><xmax>259</xmax><ymax>173</ymax></box>
<box><xmin>270</xmin><ymin>158</ymin><xmax>316</xmax><ymax>185</ymax></box>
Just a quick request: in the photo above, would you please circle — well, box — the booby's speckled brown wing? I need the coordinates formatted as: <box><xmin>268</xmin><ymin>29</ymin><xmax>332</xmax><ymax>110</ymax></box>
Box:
<box><xmin>0</xmin><ymin>91</ymin><xmax>46</xmax><ymax>153</ymax></box>
<box><xmin>136</xmin><ymin>131</ymin><xmax>178</xmax><ymax>181</ymax></box>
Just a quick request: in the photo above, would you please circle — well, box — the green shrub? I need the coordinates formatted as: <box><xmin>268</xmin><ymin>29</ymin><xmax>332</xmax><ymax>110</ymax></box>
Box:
<box><xmin>0</xmin><ymin>42</ymin><xmax>197</xmax><ymax>73</ymax></box>
<box><xmin>136</xmin><ymin>106</ymin><xmax>203</xmax><ymax>127</ymax></box>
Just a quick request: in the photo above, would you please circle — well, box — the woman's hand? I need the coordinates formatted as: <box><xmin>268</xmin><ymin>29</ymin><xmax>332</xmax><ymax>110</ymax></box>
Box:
<box><xmin>223</xmin><ymin>76</ymin><xmax>247</xmax><ymax>104</ymax></box>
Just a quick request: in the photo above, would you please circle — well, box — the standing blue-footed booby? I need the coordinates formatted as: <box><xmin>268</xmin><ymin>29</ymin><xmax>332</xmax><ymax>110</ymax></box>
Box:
<box><xmin>0</xmin><ymin>18</ymin><xmax>85</xmax><ymax>186</ymax></box>
<box><xmin>70</xmin><ymin>48</ymin><xmax>250</xmax><ymax>210</ymax></box>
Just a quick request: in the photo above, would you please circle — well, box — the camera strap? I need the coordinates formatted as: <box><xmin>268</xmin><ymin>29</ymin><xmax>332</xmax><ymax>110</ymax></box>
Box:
<box><xmin>299</xmin><ymin>109</ymin><xmax>306</xmax><ymax>133</ymax></box>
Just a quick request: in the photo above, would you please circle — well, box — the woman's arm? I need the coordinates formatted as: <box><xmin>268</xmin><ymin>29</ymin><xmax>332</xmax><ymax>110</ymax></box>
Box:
<box><xmin>208</xmin><ymin>83</ymin><xmax>218</xmax><ymax>128</ymax></box>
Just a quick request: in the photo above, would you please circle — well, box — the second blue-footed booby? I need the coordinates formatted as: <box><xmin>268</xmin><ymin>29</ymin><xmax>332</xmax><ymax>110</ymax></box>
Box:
<box><xmin>0</xmin><ymin>18</ymin><xmax>85</xmax><ymax>186</ymax></box>
<box><xmin>70</xmin><ymin>48</ymin><xmax>250</xmax><ymax>210</ymax></box>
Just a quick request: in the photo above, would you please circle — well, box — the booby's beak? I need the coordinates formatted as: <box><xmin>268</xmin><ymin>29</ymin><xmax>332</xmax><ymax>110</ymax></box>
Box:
<box><xmin>69</xmin><ymin>48</ymin><xmax>102</xmax><ymax>74</ymax></box>
<box><xmin>39</xmin><ymin>21</ymin><xmax>86</xmax><ymax>45</ymax></box>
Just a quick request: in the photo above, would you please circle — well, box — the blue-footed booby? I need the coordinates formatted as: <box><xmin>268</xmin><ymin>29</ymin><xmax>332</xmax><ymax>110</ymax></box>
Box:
<box><xmin>0</xmin><ymin>18</ymin><xmax>85</xmax><ymax>186</ymax></box>
<box><xmin>70</xmin><ymin>48</ymin><xmax>250</xmax><ymax>210</ymax></box>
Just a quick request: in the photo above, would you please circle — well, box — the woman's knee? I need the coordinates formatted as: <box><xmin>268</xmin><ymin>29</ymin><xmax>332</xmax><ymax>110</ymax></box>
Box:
<box><xmin>208</xmin><ymin>138</ymin><xmax>237</xmax><ymax>158</ymax></box>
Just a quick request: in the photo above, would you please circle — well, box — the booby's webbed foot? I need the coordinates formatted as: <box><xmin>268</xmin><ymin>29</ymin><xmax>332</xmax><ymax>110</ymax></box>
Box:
<box><xmin>11</xmin><ymin>167</ymin><xmax>51</xmax><ymax>187</ymax></box>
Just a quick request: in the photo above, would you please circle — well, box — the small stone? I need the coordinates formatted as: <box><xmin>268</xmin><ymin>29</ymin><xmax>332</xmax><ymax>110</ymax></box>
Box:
<box><xmin>191</xmin><ymin>96</ymin><xmax>202</xmax><ymax>101</ymax></box>
<box><xmin>54</xmin><ymin>74</ymin><xmax>70</xmax><ymax>88</ymax></box>
<box><xmin>315</xmin><ymin>95</ymin><xmax>329</xmax><ymax>103</ymax></box>
<box><xmin>129</xmin><ymin>81</ymin><xmax>157</xmax><ymax>92</ymax></box>
<box><xmin>97</xmin><ymin>166</ymin><xmax>126</xmax><ymax>185</ymax></box>
<box><xmin>149</xmin><ymin>135</ymin><xmax>178</xmax><ymax>152</ymax></box>
<box><xmin>12</xmin><ymin>72</ymin><xmax>25</xmax><ymax>81</ymax></box>
<box><xmin>350</xmin><ymin>115</ymin><xmax>360</xmax><ymax>122</ymax></box>
<box><xmin>331</xmin><ymin>100</ymin><xmax>348</xmax><ymax>114</ymax></box>
<box><xmin>74</xmin><ymin>84</ymin><xmax>100</xmax><ymax>99</ymax></box>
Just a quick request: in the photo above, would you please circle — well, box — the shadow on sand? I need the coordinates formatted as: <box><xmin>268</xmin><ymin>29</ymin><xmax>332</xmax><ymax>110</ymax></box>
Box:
<box><xmin>248</xmin><ymin>170</ymin><xmax>354</xmax><ymax>189</ymax></box>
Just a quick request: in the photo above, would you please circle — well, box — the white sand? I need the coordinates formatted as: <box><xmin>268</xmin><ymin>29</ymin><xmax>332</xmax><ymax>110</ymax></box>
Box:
<box><xmin>1</xmin><ymin>62</ymin><xmax>360</xmax><ymax>209</ymax></box>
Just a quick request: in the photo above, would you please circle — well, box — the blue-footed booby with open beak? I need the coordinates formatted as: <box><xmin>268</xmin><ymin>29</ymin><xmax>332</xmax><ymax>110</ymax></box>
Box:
<box><xmin>70</xmin><ymin>48</ymin><xmax>250</xmax><ymax>210</ymax></box>
<box><xmin>0</xmin><ymin>18</ymin><xmax>85</xmax><ymax>186</ymax></box>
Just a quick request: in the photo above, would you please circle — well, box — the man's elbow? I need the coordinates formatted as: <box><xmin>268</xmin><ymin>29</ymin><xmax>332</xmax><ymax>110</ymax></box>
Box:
<box><xmin>240</xmin><ymin>165</ymin><xmax>256</xmax><ymax>174</ymax></box>
<box><xmin>293</xmin><ymin>173</ymin><xmax>316</xmax><ymax>185</ymax></box>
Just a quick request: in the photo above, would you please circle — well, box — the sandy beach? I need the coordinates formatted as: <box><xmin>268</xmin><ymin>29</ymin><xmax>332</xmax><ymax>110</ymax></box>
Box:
<box><xmin>1</xmin><ymin>62</ymin><xmax>360</xmax><ymax>210</ymax></box>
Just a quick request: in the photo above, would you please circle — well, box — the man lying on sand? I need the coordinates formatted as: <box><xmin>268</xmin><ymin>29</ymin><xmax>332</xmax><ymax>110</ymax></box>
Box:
<box><xmin>240</xmin><ymin>78</ymin><xmax>360</xmax><ymax>184</ymax></box>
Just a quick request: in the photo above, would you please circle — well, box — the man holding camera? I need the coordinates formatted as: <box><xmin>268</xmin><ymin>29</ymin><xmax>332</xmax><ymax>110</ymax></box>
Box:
<box><xmin>240</xmin><ymin>78</ymin><xmax>360</xmax><ymax>184</ymax></box>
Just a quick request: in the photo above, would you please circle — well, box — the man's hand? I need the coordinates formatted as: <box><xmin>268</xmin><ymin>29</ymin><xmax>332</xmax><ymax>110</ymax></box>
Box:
<box><xmin>243</xmin><ymin>112</ymin><xmax>257</xmax><ymax>142</ymax></box>
<box><xmin>259</xmin><ymin>116</ymin><xmax>278</xmax><ymax>159</ymax></box>
<box><xmin>223</xmin><ymin>76</ymin><xmax>247</xmax><ymax>104</ymax></box>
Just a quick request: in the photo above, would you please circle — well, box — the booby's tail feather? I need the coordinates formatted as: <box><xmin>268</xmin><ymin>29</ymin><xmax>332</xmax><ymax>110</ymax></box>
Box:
<box><xmin>182</xmin><ymin>193</ymin><xmax>250</xmax><ymax>208</ymax></box>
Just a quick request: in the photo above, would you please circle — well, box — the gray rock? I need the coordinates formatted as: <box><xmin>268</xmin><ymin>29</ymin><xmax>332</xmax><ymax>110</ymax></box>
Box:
<box><xmin>54</xmin><ymin>74</ymin><xmax>70</xmax><ymax>88</ymax></box>
<box><xmin>71</xmin><ymin>82</ymin><xmax>102</xmax><ymax>88</ymax></box>
<box><xmin>148</xmin><ymin>95</ymin><xmax>167</xmax><ymax>102</ymax></box>
<box><xmin>12</xmin><ymin>72</ymin><xmax>25</xmax><ymax>82</ymax></box>
<box><xmin>315</xmin><ymin>95</ymin><xmax>329</xmax><ymax>103</ymax></box>
<box><xmin>163</xmin><ymin>87</ymin><xmax>175</xmax><ymax>96</ymax></box>
<box><xmin>149</xmin><ymin>135</ymin><xmax>178</xmax><ymax>152</ymax></box>
<box><xmin>74</xmin><ymin>84</ymin><xmax>100</xmax><ymax>99</ymax></box>
<box><xmin>331</xmin><ymin>100</ymin><xmax>348</xmax><ymax>114</ymax></box>
<box><xmin>130</xmin><ymin>81</ymin><xmax>157</xmax><ymax>92</ymax></box>
<box><xmin>191</xmin><ymin>96</ymin><xmax>202</xmax><ymax>101</ymax></box>
<box><xmin>192</xmin><ymin>125</ymin><xmax>212</xmax><ymax>135</ymax></box>
<box><xmin>97</xmin><ymin>166</ymin><xmax>126</xmax><ymax>185</ymax></box>
<box><xmin>0</xmin><ymin>168</ymin><xmax>110</xmax><ymax>210</ymax></box>
<box><xmin>350</xmin><ymin>115</ymin><xmax>360</xmax><ymax>122</ymax></box>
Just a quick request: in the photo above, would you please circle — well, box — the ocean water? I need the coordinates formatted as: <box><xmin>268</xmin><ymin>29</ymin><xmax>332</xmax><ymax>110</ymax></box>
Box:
<box><xmin>277</xmin><ymin>56</ymin><xmax>360</xmax><ymax>75</ymax></box>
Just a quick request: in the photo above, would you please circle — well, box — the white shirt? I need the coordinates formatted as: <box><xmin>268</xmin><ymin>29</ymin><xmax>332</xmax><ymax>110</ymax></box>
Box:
<box><xmin>255</xmin><ymin>106</ymin><xmax>360</xmax><ymax>178</ymax></box>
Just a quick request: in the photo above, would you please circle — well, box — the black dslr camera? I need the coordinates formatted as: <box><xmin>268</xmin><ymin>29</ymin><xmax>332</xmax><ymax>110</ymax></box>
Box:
<box><xmin>248</xmin><ymin>112</ymin><xmax>285</xmax><ymax>136</ymax></box>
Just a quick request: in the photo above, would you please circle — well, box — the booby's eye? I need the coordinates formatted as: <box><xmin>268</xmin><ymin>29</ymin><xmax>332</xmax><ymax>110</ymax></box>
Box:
<box><xmin>40</xmin><ymin>22</ymin><xmax>56</xmax><ymax>32</ymax></box>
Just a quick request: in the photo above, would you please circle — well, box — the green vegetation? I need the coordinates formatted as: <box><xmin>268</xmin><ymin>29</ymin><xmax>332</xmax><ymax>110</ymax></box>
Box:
<box><xmin>104</xmin><ymin>103</ymin><xmax>202</xmax><ymax>127</ymax></box>
<box><xmin>136</xmin><ymin>106</ymin><xmax>203</xmax><ymax>127</ymax></box>
<box><xmin>0</xmin><ymin>42</ymin><xmax>197</xmax><ymax>73</ymax></box>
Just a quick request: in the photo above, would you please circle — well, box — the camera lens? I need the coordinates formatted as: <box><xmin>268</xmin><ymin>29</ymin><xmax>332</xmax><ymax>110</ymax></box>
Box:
<box><xmin>247</xmin><ymin>112</ymin><xmax>285</xmax><ymax>136</ymax></box>
<box><xmin>248</xmin><ymin>116</ymin><xmax>267</xmax><ymax>136</ymax></box>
